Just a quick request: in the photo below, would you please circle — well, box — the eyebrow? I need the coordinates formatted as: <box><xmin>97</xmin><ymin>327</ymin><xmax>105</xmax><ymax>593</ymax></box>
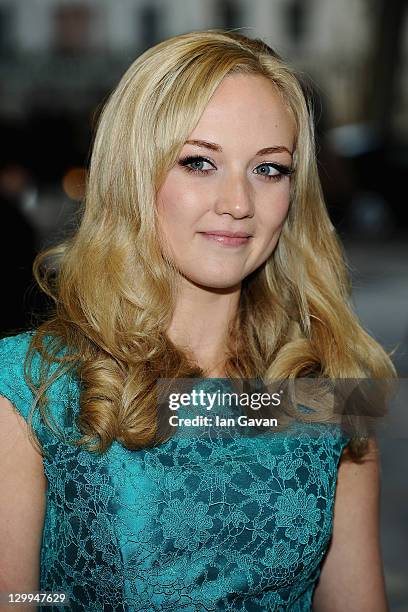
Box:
<box><xmin>185</xmin><ymin>139</ymin><xmax>293</xmax><ymax>157</ymax></box>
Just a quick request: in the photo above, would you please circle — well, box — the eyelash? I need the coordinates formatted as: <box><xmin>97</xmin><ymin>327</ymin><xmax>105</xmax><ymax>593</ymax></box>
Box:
<box><xmin>178</xmin><ymin>155</ymin><xmax>294</xmax><ymax>182</ymax></box>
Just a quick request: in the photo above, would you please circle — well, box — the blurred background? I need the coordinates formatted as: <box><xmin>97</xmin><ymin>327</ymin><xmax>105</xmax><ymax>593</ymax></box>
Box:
<box><xmin>0</xmin><ymin>0</ymin><xmax>407</xmax><ymax>608</ymax></box>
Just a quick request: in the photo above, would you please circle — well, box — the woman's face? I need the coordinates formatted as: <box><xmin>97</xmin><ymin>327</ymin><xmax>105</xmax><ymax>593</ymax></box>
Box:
<box><xmin>157</xmin><ymin>73</ymin><xmax>296</xmax><ymax>290</ymax></box>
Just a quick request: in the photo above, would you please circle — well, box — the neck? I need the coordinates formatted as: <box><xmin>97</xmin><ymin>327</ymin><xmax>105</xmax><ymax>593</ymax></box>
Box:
<box><xmin>167</xmin><ymin>277</ymin><xmax>241</xmax><ymax>376</ymax></box>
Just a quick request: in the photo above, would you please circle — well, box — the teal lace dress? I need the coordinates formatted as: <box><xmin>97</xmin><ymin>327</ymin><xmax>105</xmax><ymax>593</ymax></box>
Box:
<box><xmin>0</xmin><ymin>332</ymin><xmax>349</xmax><ymax>611</ymax></box>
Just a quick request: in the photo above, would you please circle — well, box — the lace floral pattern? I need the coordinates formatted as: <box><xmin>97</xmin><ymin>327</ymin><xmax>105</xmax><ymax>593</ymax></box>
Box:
<box><xmin>0</xmin><ymin>332</ymin><xmax>349</xmax><ymax>611</ymax></box>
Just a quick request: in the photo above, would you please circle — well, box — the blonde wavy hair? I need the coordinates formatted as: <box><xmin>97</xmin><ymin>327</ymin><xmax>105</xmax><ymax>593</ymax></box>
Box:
<box><xmin>25</xmin><ymin>29</ymin><xmax>396</xmax><ymax>458</ymax></box>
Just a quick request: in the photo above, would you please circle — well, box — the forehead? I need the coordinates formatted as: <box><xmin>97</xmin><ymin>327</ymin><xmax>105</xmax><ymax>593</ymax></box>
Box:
<box><xmin>188</xmin><ymin>73</ymin><xmax>296</xmax><ymax>149</ymax></box>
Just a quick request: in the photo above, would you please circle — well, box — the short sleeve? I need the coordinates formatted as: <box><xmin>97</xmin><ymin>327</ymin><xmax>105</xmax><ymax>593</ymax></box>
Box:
<box><xmin>0</xmin><ymin>331</ymin><xmax>80</xmax><ymax>444</ymax></box>
<box><xmin>0</xmin><ymin>331</ymin><xmax>36</xmax><ymax>422</ymax></box>
<box><xmin>339</xmin><ymin>431</ymin><xmax>351</xmax><ymax>449</ymax></box>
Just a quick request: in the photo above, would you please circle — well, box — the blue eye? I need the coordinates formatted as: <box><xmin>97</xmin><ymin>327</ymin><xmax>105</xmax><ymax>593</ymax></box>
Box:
<box><xmin>254</xmin><ymin>163</ymin><xmax>293</xmax><ymax>181</ymax></box>
<box><xmin>178</xmin><ymin>156</ymin><xmax>215</xmax><ymax>174</ymax></box>
<box><xmin>178</xmin><ymin>155</ymin><xmax>294</xmax><ymax>181</ymax></box>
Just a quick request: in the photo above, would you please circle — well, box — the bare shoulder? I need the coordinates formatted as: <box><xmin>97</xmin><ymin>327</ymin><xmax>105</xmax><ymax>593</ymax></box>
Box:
<box><xmin>336</xmin><ymin>437</ymin><xmax>381</xmax><ymax>503</ymax></box>
<box><xmin>0</xmin><ymin>395</ymin><xmax>47</xmax><ymax>595</ymax></box>
<box><xmin>313</xmin><ymin>438</ymin><xmax>388</xmax><ymax>612</ymax></box>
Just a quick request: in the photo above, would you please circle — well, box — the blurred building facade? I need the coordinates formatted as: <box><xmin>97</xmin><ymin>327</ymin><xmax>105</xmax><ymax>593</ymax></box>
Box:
<box><xmin>0</xmin><ymin>0</ymin><xmax>407</xmax><ymax>136</ymax></box>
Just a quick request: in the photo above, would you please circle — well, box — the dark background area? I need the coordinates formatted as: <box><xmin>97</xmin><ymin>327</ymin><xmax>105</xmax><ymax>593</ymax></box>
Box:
<box><xmin>0</xmin><ymin>0</ymin><xmax>407</xmax><ymax>608</ymax></box>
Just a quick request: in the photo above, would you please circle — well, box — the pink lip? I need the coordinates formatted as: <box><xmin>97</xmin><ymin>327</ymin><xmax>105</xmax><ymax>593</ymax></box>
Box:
<box><xmin>202</xmin><ymin>230</ymin><xmax>252</xmax><ymax>238</ymax></box>
<box><xmin>200</xmin><ymin>231</ymin><xmax>251</xmax><ymax>247</ymax></box>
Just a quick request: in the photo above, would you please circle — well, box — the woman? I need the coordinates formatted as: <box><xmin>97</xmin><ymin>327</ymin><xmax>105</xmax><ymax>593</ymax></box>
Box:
<box><xmin>0</xmin><ymin>30</ymin><xmax>395</xmax><ymax>611</ymax></box>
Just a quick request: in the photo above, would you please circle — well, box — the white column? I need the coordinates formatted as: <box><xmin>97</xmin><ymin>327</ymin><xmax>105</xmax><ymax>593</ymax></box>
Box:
<box><xmin>156</xmin><ymin>0</ymin><xmax>217</xmax><ymax>39</ymax></box>
<box><xmin>304</xmin><ymin>0</ymin><xmax>371</xmax><ymax>58</ymax></box>
<box><xmin>105</xmin><ymin>0</ymin><xmax>142</xmax><ymax>52</ymax></box>
<box><xmin>240</xmin><ymin>0</ymin><xmax>289</xmax><ymax>54</ymax></box>
<box><xmin>15</xmin><ymin>0</ymin><xmax>52</xmax><ymax>51</ymax></box>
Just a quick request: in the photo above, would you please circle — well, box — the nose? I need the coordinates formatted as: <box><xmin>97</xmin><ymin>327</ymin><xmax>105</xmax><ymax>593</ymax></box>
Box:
<box><xmin>214</xmin><ymin>171</ymin><xmax>255</xmax><ymax>219</ymax></box>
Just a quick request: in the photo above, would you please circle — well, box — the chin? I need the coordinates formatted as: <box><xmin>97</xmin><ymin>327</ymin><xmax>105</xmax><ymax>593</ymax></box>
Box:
<box><xmin>183</xmin><ymin>270</ymin><xmax>244</xmax><ymax>291</ymax></box>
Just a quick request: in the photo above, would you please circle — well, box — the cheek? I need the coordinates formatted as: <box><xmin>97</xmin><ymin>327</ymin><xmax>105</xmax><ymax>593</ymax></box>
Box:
<box><xmin>260</xmin><ymin>187</ymin><xmax>291</xmax><ymax>237</ymax></box>
<box><xmin>157</xmin><ymin>179</ymin><xmax>205</xmax><ymax>232</ymax></box>
<box><xmin>156</xmin><ymin>184</ymin><xmax>186</xmax><ymax>242</ymax></box>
